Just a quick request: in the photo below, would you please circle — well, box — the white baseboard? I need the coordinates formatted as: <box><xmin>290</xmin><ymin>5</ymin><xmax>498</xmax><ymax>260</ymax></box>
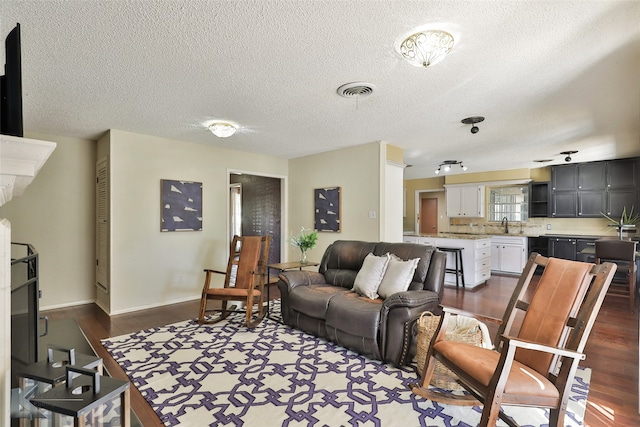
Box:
<box><xmin>40</xmin><ymin>298</ymin><xmax>95</xmax><ymax>312</ymax></box>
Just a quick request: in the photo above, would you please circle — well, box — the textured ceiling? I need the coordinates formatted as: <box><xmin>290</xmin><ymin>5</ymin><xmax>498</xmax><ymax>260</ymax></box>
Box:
<box><xmin>2</xmin><ymin>0</ymin><xmax>639</xmax><ymax>179</ymax></box>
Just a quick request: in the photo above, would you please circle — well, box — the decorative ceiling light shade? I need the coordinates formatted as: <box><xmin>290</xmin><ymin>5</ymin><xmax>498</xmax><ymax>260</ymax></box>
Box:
<box><xmin>398</xmin><ymin>30</ymin><xmax>454</xmax><ymax>68</ymax></box>
<box><xmin>208</xmin><ymin>122</ymin><xmax>237</xmax><ymax>138</ymax></box>
<box><xmin>560</xmin><ymin>150</ymin><xmax>578</xmax><ymax>162</ymax></box>
<box><xmin>461</xmin><ymin>116</ymin><xmax>485</xmax><ymax>134</ymax></box>
<box><xmin>435</xmin><ymin>160</ymin><xmax>467</xmax><ymax>174</ymax></box>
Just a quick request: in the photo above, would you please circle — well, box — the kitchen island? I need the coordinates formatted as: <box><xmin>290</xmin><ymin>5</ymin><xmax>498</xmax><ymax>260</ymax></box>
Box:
<box><xmin>403</xmin><ymin>234</ymin><xmax>492</xmax><ymax>288</ymax></box>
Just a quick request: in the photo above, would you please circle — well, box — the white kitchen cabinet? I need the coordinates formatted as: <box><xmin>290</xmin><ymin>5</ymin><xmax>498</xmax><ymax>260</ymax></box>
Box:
<box><xmin>491</xmin><ymin>236</ymin><xmax>527</xmax><ymax>274</ymax></box>
<box><xmin>403</xmin><ymin>235</ymin><xmax>437</xmax><ymax>246</ymax></box>
<box><xmin>435</xmin><ymin>237</ymin><xmax>491</xmax><ymax>288</ymax></box>
<box><xmin>403</xmin><ymin>235</ymin><xmax>417</xmax><ymax>243</ymax></box>
<box><xmin>445</xmin><ymin>185</ymin><xmax>485</xmax><ymax>217</ymax></box>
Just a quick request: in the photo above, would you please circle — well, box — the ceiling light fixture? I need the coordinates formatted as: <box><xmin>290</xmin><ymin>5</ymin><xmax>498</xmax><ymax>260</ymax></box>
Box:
<box><xmin>461</xmin><ymin>116</ymin><xmax>485</xmax><ymax>134</ymax></box>
<box><xmin>398</xmin><ymin>30</ymin><xmax>454</xmax><ymax>68</ymax></box>
<box><xmin>560</xmin><ymin>150</ymin><xmax>578</xmax><ymax>162</ymax></box>
<box><xmin>435</xmin><ymin>160</ymin><xmax>467</xmax><ymax>174</ymax></box>
<box><xmin>208</xmin><ymin>122</ymin><xmax>238</xmax><ymax>138</ymax></box>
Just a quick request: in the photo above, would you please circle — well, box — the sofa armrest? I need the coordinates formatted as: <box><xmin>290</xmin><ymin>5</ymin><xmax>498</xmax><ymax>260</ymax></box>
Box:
<box><xmin>423</xmin><ymin>250</ymin><xmax>446</xmax><ymax>299</ymax></box>
<box><xmin>277</xmin><ymin>270</ymin><xmax>327</xmax><ymax>291</ymax></box>
<box><xmin>379</xmin><ymin>290</ymin><xmax>441</xmax><ymax>366</ymax></box>
<box><xmin>276</xmin><ymin>270</ymin><xmax>328</xmax><ymax>325</ymax></box>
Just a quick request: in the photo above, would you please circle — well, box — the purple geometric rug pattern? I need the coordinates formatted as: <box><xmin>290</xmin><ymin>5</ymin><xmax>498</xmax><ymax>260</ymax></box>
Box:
<box><xmin>101</xmin><ymin>303</ymin><xmax>589</xmax><ymax>427</ymax></box>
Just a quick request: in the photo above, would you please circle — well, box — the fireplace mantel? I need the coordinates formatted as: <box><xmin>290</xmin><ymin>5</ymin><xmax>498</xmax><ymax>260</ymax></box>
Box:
<box><xmin>0</xmin><ymin>134</ymin><xmax>56</xmax><ymax>206</ymax></box>
<box><xmin>1</xmin><ymin>134</ymin><xmax>56</xmax><ymax>425</ymax></box>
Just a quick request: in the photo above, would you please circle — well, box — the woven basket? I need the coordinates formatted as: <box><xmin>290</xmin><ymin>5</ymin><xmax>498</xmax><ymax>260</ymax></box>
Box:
<box><xmin>415</xmin><ymin>311</ymin><xmax>484</xmax><ymax>391</ymax></box>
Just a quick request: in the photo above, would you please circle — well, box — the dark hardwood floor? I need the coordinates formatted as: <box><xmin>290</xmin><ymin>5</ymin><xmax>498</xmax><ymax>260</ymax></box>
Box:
<box><xmin>41</xmin><ymin>274</ymin><xmax>640</xmax><ymax>426</ymax></box>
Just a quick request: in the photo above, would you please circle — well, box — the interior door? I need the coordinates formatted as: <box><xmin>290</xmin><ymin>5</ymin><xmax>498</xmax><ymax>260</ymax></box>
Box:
<box><xmin>229</xmin><ymin>173</ymin><xmax>282</xmax><ymax>265</ymax></box>
<box><xmin>420</xmin><ymin>198</ymin><xmax>438</xmax><ymax>235</ymax></box>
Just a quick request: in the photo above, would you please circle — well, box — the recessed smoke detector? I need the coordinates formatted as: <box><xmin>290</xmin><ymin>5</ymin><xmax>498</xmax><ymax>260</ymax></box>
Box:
<box><xmin>337</xmin><ymin>82</ymin><xmax>375</xmax><ymax>98</ymax></box>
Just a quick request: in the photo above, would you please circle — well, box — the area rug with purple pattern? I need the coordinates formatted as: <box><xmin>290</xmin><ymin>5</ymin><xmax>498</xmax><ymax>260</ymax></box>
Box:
<box><xmin>101</xmin><ymin>303</ymin><xmax>590</xmax><ymax>427</ymax></box>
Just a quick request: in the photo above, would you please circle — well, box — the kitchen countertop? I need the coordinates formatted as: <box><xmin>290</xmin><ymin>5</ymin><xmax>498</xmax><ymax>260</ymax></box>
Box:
<box><xmin>404</xmin><ymin>233</ymin><xmax>529</xmax><ymax>240</ymax></box>
<box><xmin>405</xmin><ymin>233</ymin><xmax>492</xmax><ymax>240</ymax></box>
<box><xmin>405</xmin><ymin>232</ymin><xmax>639</xmax><ymax>240</ymax></box>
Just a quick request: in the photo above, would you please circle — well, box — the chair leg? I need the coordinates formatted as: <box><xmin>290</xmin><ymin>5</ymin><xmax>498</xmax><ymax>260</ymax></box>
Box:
<box><xmin>198</xmin><ymin>272</ymin><xmax>212</xmax><ymax>324</ymax></box>
<box><xmin>629</xmin><ymin>271</ymin><xmax>635</xmax><ymax>312</ymax></box>
<box><xmin>479</xmin><ymin>392</ymin><xmax>502</xmax><ymax>426</ymax></box>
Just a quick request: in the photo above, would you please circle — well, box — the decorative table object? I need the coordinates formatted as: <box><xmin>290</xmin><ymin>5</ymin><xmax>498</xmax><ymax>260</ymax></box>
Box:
<box><xmin>289</xmin><ymin>227</ymin><xmax>318</xmax><ymax>264</ymax></box>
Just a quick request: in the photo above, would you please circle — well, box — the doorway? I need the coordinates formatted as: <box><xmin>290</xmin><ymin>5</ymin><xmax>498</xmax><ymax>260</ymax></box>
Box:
<box><xmin>420</xmin><ymin>198</ymin><xmax>438</xmax><ymax>234</ymax></box>
<box><xmin>229</xmin><ymin>173</ymin><xmax>283</xmax><ymax>265</ymax></box>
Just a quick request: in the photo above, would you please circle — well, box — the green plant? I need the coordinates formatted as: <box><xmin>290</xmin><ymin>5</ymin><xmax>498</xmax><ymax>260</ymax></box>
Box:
<box><xmin>601</xmin><ymin>206</ymin><xmax>639</xmax><ymax>226</ymax></box>
<box><xmin>289</xmin><ymin>227</ymin><xmax>318</xmax><ymax>251</ymax></box>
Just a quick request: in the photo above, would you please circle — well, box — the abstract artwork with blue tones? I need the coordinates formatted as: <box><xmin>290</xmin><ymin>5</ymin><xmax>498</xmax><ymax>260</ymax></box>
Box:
<box><xmin>161</xmin><ymin>179</ymin><xmax>202</xmax><ymax>231</ymax></box>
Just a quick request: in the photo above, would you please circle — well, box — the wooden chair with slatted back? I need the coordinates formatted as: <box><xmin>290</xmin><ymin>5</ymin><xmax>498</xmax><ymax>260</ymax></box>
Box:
<box><xmin>198</xmin><ymin>235</ymin><xmax>270</xmax><ymax>327</ymax></box>
<box><xmin>410</xmin><ymin>253</ymin><xmax>616</xmax><ymax>427</ymax></box>
<box><xmin>595</xmin><ymin>238</ymin><xmax>637</xmax><ymax>312</ymax></box>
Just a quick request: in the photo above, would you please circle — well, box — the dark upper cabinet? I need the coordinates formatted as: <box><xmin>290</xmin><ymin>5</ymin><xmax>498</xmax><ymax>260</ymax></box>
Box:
<box><xmin>606</xmin><ymin>158</ymin><xmax>639</xmax><ymax>217</ymax></box>
<box><xmin>607</xmin><ymin>189</ymin><xmax>638</xmax><ymax>217</ymax></box>
<box><xmin>577</xmin><ymin>191</ymin><xmax>606</xmax><ymax>217</ymax></box>
<box><xmin>551</xmin><ymin>165</ymin><xmax>578</xmax><ymax>217</ymax></box>
<box><xmin>607</xmin><ymin>158</ymin><xmax>638</xmax><ymax>189</ymax></box>
<box><xmin>551</xmin><ymin>165</ymin><xmax>577</xmax><ymax>191</ymax></box>
<box><xmin>552</xmin><ymin>191</ymin><xmax>577</xmax><ymax>217</ymax></box>
<box><xmin>578</xmin><ymin>162</ymin><xmax>606</xmax><ymax>191</ymax></box>
<box><xmin>551</xmin><ymin>157</ymin><xmax>639</xmax><ymax>218</ymax></box>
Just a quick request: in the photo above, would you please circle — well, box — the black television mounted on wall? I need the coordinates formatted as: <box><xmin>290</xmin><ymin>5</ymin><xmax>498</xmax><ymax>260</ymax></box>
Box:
<box><xmin>1</xmin><ymin>23</ymin><xmax>23</xmax><ymax>137</ymax></box>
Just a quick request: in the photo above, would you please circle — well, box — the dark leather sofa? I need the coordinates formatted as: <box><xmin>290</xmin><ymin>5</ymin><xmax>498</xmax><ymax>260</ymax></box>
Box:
<box><xmin>276</xmin><ymin>240</ymin><xmax>446</xmax><ymax>366</ymax></box>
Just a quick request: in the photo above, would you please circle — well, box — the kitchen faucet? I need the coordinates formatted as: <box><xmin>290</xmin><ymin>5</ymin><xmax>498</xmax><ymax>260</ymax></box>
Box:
<box><xmin>501</xmin><ymin>217</ymin><xmax>509</xmax><ymax>234</ymax></box>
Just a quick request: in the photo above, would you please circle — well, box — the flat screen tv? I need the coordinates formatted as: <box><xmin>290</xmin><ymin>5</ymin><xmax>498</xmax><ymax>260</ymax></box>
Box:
<box><xmin>1</xmin><ymin>23</ymin><xmax>23</xmax><ymax>137</ymax></box>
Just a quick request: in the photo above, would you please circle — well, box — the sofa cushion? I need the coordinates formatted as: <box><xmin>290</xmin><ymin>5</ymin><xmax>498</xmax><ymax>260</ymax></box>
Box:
<box><xmin>326</xmin><ymin>292</ymin><xmax>383</xmax><ymax>340</ymax></box>
<box><xmin>289</xmin><ymin>285</ymin><xmax>349</xmax><ymax>319</ymax></box>
<box><xmin>320</xmin><ymin>241</ymin><xmax>378</xmax><ymax>288</ymax></box>
<box><xmin>373</xmin><ymin>242</ymin><xmax>434</xmax><ymax>291</ymax></box>
<box><xmin>352</xmin><ymin>253</ymin><xmax>390</xmax><ymax>299</ymax></box>
<box><xmin>377</xmin><ymin>254</ymin><xmax>420</xmax><ymax>299</ymax></box>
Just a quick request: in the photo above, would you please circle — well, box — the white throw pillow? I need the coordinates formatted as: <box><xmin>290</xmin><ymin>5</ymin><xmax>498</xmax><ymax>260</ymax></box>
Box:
<box><xmin>352</xmin><ymin>253</ymin><xmax>391</xmax><ymax>299</ymax></box>
<box><xmin>377</xmin><ymin>254</ymin><xmax>420</xmax><ymax>299</ymax></box>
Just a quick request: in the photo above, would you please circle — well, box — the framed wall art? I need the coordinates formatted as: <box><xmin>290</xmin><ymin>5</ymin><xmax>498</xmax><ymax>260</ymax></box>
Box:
<box><xmin>161</xmin><ymin>179</ymin><xmax>203</xmax><ymax>232</ymax></box>
<box><xmin>314</xmin><ymin>186</ymin><xmax>341</xmax><ymax>232</ymax></box>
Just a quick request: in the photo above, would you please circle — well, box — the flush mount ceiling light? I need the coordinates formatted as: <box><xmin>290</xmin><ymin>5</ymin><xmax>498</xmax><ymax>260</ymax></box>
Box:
<box><xmin>560</xmin><ymin>150</ymin><xmax>578</xmax><ymax>162</ymax></box>
<box><xmin>435</xmin><ymin>160</ymin><xmax>467</xmax><ymax>174</ymax></box>
<box><xmin>208</xmin><ymin>121</ymin><xmax>238</xmax><ymax>138</ymax></box>
<box><xmin>398</xmin><ymin>30</ymin><xmax>454</xmax><ymax>68</ymax></box>
<box><xmin>461</xmin><ymin>116</ymin><xmax>485</xmax><ymax>134</ymax></box>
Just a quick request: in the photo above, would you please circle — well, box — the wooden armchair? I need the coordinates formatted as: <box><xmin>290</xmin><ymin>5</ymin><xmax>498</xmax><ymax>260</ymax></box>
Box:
<box><xmin>198</xmin><ymin>235</ymin><xmax>270</xmax><ymax>328</ymax></box>
<box><xmin>411</xmin><ymin>253</ymin><xmax>616</xmax><ymax>427</ymax></box>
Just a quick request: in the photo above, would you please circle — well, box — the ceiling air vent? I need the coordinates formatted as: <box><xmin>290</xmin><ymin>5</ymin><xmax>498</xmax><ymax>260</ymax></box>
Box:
<box><xmin>337</xmin><ymin>82</ymin><xmax>375</xmax><ymax>98</ymax></box>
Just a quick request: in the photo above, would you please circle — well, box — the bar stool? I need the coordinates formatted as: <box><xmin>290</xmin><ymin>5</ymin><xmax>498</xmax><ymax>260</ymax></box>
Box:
<box><xmin>437</xmin><ymin>246</ymin><xmax>465</xmax><ymax>288</ymax></box>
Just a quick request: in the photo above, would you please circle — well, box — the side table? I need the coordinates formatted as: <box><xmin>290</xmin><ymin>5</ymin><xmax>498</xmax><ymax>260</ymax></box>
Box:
<box><xmin>266</xmin><ymin>261</ymin><xmax>319</xmax><ymax>321</ymax></box>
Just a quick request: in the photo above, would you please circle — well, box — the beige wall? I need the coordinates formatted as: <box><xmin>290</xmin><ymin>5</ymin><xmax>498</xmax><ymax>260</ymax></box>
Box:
<box><xmin>1</xmin><ymin>131</ymin><xmax>389</xmax><ymax>313</ymax></box>
<box><xmin>288</xmin><ymin>142</ymin><xmax>381</xmax><ymax>262</ymax></box>
<box><xmin>403</xmin><ymin>176</ymin><xmax>446</xmax><ymax>232</ymax></box>
<box><xmin>105</xmin><ymin>130</ymin><xmax>288</xmax><ymax>314</ymax></box>
<box><xmin>0</xmin><ymin>132</ymin><xmax>96</xmax><ymax>309</ymax></box>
